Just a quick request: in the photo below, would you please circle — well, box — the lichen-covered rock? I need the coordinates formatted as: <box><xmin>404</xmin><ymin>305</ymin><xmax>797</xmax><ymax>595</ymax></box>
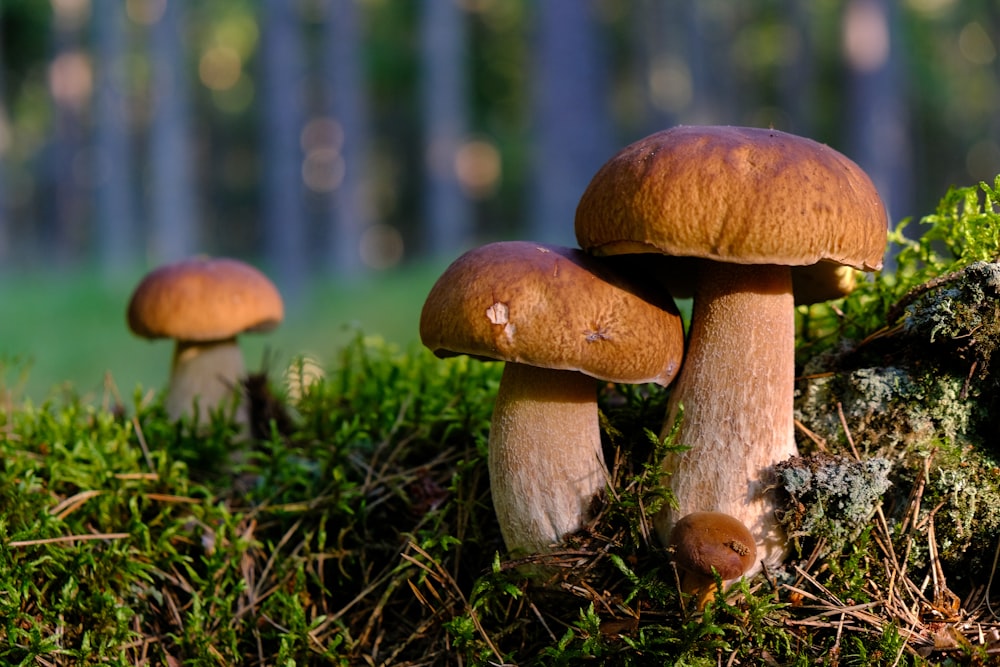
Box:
<box><xmin>796</xmin><ymin>362</ymin><xmax>973</xmax><ymax>453</ymax></box>
<box><xmin>775</xmin><ymin>454</ymin><xmax>892</xmax><ymax>557</ymax></box>
<box><xmin>793</xmin><ymin>261</ymin><xmax>1000</xmax><ymax>579</ymax></box>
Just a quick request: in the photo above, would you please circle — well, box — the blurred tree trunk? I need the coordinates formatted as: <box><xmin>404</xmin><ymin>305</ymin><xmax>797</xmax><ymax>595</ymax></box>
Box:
<box><xmin>842</xmin><ymin>0</ymin><xmax>912</xmax><ymax>226</ymax></box>
<box><xmin>45</xmin><ymin>2</ymin><xmax>90</xmax><ymax>266</ymax></box>
<box><xmin>780</xmin><ymin>0</ymin><xmax>815</xmax><ymax>136</ymax></box>
<box><xmin>0</xmin><ymin>21</ymin><xmax>8</xmax><ymax>263</ymax></box>
<box><xmin>92</xmin><ymin>0</ymin><xmax>136</xmax><ymax>277</ymax></box>
<box><xmin>324</xmin><ymin>0</ymin><xmax>371</xmax><ymax>277</ymax></box>
<box><xmin>260</xmin><ymin>0</ymin><xmax>307</xmax><ymax>298</ymax></box>
<box><xmin>420</xmin><ymin>0</ymin><xmax>470</xmax><ymax>259</ymax></box>
<box><xmin>149</xmin><ymin>0</ymin><xmax>197</xmax><ymax>264</ymax></box>
<box><xmin>682</xmin><ymin>0</ymin><xmax>739</xmax><ymax>125</ymax></box>
<box><xmin>530</xmin><ymin>0</ymin><xmax>613</xmax><ymax>246</ymax></box>
<box><xmin>633</xmin><ymin>0</ymin><xmax>682</xmax><ymax>137</ymax></box>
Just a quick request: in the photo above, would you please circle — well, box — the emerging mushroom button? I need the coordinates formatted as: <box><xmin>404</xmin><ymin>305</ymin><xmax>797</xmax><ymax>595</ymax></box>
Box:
<box><xmin>575</xmin><ymin>125</ymin><xmax>888</xmax><ymax>574</ymax></box>
<box><xmin>668</xmin><ymin>511</ymin><xmax>757</xmax><ymax>610</ymax></box>
<box><xmin>127</xmin><ymin>256</ymin><xmax>284</xmax><ymax>426</ymax></box>
<box><xmin>420</xmin><ymin>241</ymin><xmax>684</xmax><ymax>556</ymax></box>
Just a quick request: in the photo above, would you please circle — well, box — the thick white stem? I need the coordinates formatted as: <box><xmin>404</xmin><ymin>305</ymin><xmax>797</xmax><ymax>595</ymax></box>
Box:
<box><xmin>655</xmin><ymin>263</ymin><xmax>798</xmax><ymax>574</ymax></box>
<box><xmin>489</xmin><ymin>363</ymin><xmax>607</xmax><ymax>556</ymax></box>
<box><xmin>166</xmin><ymin>338</ymin><xmax>247</xmax><ymax>425</ymax></box>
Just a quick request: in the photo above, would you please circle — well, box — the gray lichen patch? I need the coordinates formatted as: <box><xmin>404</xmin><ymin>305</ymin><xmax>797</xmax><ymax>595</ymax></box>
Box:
<box><xmin>900</xmin><ymin>261</ymin><xmax>1000</xmax><ymax>372</ymax></box>
<box><xmin>775</xmin><ymin>454</ymin><xmax>892</xmax><ymax>557</ymax></box>
<box><xmin>795</xmin><ymin>363</ymin><xmax>973</xmax><ymax>455</ymax></box>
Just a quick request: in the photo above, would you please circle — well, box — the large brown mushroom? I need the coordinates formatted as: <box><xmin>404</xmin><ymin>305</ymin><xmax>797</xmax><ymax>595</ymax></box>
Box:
<box><xmin>420</xmin><ymin>241</ymin><xmax>684</xmax><ymax>556</ymax></box>
<box><xmin>127</xmin><ymin>257</ymin><xmax>284</xmax><ymax>425</ymax></box>
<box><xmin>575</xmin><ymin>125</ymin><xmax>888</xmax><ymax>574</ymax></box>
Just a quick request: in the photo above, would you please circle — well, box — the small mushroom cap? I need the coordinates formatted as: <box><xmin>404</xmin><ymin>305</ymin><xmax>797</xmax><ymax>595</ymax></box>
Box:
<box><xmin>575</xmin><ymin>125</ymin><xmax>888</xmax><ymax>299</ymax></box>
<box><xmin>419</xmin><ymin>241</ymin><xmax>684</xmax><ymax>386</ymax></box>
<box><xmin>668</xmin><ymin>511</ymin><xmax>757</xmax><ymax>581</ymax></box>
<box><xmin>128</xmin><ymin>257</ymin><xmax>284</xmax><ymax>341</ymax></box>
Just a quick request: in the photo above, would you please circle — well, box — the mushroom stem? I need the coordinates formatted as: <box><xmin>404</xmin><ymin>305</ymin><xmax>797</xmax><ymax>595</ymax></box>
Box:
<box><xmin>167</xmin><ymin>338</ymin><xmax>247</xmax><ymax>424</ymax></box>
<box><xmin>656</xmin><ymin>262</ymin><xmax>797</xmax><ymax>574</ymax></box>
<box><xmin>682</xmin><ymin>572</ymin><xmax>721</xmax><ymax>612</ymax></box>
<box><xmin>489</xmin><ymin>362</ymin><xmax>607</xmax><ymax>556</ymax></box>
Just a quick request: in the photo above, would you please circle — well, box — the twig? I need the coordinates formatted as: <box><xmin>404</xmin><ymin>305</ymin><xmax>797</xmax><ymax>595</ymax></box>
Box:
<box><xmin>835</xmin><ymin>402</ymin><xmax>861</xmax><ymax>462</ymax></box>
<box><xmin>794</xmin><ymin>418</ymin><xmax>828</xmax><ymax>452</ymax></box>
<box><xmin>132</xmin><ymin>415</ymin><xmax>157</xmax><ymax>472</ymax></box>
<box><xmin>402</xmin><ymin>541</ymin><xmax>505</xmax><ymax>660</ymax></box>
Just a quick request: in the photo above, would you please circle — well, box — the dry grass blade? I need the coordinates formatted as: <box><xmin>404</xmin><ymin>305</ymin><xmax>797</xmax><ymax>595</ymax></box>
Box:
<box><xmin>9</xmin><ymin>532</ymin><xmax>130</xmax><ymax>547</ymax></box>
<box><xmin>51</xmin><ymin>489</ymin><xmax>104</xmax><ymax>519</ymax></box>
<box><xmin>401</xmin><ymin>541</ymin><xmax>504</xmax><ymax>661</ymax></box>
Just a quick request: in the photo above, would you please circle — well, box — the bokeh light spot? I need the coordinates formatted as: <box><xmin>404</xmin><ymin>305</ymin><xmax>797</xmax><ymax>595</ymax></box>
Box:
<box><xmin>49</xmin><ymin>51</ymin><xmax>93</xmax><ymax>111</ymax></box>
<box><xmin>958</xmin><ymin>22</ymin><xmax>996</xmax><ymax>65</ymax></box>
<box><xmin>199</xmin><ymin>46</ymin><xmax>243</xmax><ymax>91</ymax></box>
<box><xmin>454</xmin><ymin>138</ymin><xmax>501</xmax><ymax>199</ymax></box>
<box><xmin>359</xmin><ymin>224</ymin><xmax>405</xmax><ymax>270</ymax></box>
<box><xmin>842</xmin><ymin>0</ymin><xmax>890</xmax><ymax>73</ymax></box>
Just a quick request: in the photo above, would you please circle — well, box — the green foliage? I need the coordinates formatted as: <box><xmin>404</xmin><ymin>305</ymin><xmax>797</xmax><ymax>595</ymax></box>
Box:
<box><xmin>0</xmin><ymin>334</ymin><xmax>503</xmax><ymax>664</ymax></box>
<box><xmin>791</xmin><ymin>177</ymin><xmax>1000</xmax><ymax>664</ymax></box>
<box><xmin>0</xmin><ymin>264</ymin><xmax>443</xmax><ymax>402</ymax></box>
<box><xmin>800</xmin><ymin>176</ymin><xmax>1000</xmax><ymax>349</ymax></box>
<box><xmin>796</xmin><ymin>177</ymin><xmax>1000</xmax><ymax>591</ymax></box>
<box><xmin>895</xmin><ymin>176</ymin><xmax>1000</xmax><ymax>282</ymax></box>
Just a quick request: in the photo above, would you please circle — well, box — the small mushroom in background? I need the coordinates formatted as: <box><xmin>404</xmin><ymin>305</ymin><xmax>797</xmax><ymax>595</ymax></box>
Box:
<box><xmin>127</xmin><ymin>256</ymin><xmax>284</xmax><ymax>427</ymax></box>
<box><xmin>420</xmin><ymin>241</ymin><xmax>684</xmax><ymax>556</ymax></box>
<box><xmin>575</xmin><ymin>125</ymin><xmax>888</xmax><ymax>574</ymax></box>
<box><xmin>668</xmin><ymin>511</ymin><xmax>757</xmax><ymax>611</ymax></box>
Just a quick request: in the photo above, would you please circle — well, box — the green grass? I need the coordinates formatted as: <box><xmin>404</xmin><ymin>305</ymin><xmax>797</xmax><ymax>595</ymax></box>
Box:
<box><xmin>0</xmin><ymin>261</ymin><xmax>446</xmax><ymax>403</ymax></box>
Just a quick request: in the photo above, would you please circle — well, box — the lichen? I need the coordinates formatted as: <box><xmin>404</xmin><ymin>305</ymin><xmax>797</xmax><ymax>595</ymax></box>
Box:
<box><xmin>885</xmin><ymin>441</ymin><xmax>1000</xmax><ymax>579</ymax></box>
<box><xmin>775</xmin><ymin>454</ymin><xmax>892</xmax><ymax>556</ymax></box>
<box><xmin>901</xmin><ymin>261</ymin><xmax>1000</xmax><ymax>373</ymax></box>
<box><xmin>794</xmin><ymin>364</ymin><xmax>973</xmax><ymax>454</ymax></box>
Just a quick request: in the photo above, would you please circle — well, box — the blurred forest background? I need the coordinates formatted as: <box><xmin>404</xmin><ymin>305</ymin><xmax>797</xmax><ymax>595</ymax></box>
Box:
<box><xmin>0</xmin><ymin>0</ymin><xmax>998</xmax><ymax>399</ymax></box>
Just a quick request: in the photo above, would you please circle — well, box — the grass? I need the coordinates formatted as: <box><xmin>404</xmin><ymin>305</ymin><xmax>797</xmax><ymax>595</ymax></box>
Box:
<box><xmin>0</xmin><ymin>261</ymin><xmax>446</xmax><ymax>402</ymax></box>
<box><xmin>2</xmin><ymin>180</ymin><xmax>1000</xmax><ymax>664</ymax></box>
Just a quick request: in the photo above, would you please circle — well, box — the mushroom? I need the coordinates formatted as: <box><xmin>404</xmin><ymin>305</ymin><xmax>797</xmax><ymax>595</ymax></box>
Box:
<box><xmin>420</xmin><ymin>241</ymin><xmax>684</xmax><ymax>556</ymax></box>
<box><xmin>668</xmin><ymin>510</ymin><xmax>757</xmax><ymax>610</ymax></box>
<box><xmin>127</xmin><ymin>256</ymin><xmax>284</xmax><ymax>425</ymax></box>
<box><xmin>575</xmin><ymin>125</ymin><xmax>888</xmax><ymax>574</ymax></box>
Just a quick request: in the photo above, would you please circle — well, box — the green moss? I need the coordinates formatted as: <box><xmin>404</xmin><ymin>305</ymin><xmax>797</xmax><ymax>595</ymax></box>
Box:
<box><xmin>798</xmin><ymin>176</ymin><xmax>1000</xmax><ymax>355</ymax></box>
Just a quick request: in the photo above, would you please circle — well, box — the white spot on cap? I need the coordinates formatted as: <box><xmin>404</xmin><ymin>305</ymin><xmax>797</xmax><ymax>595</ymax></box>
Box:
<box><xmin>486</xmin><ymin>302</ymin><xmax>509</xmax><ymax>325</ymax></box>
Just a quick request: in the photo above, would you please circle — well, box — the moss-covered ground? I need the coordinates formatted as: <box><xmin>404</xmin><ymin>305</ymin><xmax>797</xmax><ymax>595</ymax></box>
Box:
<box><xmin>4</xmin><ymin>179</ymin><xmax>1000</xmax><ymax>664</ymax></box>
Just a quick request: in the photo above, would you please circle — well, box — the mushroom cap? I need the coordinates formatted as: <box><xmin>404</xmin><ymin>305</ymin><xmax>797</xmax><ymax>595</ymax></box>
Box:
<box><xmin>127</xmin><ymin>257</ymin><xmax>284</xmax><ymax>341</ymax></box>
<box><xmin>575</xmin><ymin>125</ymin><xmax>888</xmax><ymax>300</ymax></box>
<box><xmin>668</xmin><ymin>511</ymin><xmax>757</xmax><ymax>581</ymax></box>
<box><xmin>419</xmin><ymin>241</ymin><xmax>684</xmax><ymax>386</ymax></box>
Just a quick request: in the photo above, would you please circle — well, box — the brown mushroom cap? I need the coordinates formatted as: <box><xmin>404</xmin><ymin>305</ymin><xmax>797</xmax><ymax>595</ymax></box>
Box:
<box><xmin>575</xmin><ymin>125</ymin><xmax>888</xmax><ymax>293</ymax></box>
<box><xmin>419</xmin><ymin>241</ymin><xmax>684</xmax><ymax>386</ymax></box>
<box><xmin>128</xmin><ymin>257</ymin><xmax>284</xmax><ymax>341</ymax></box>
<box><xmin>668</xmin><ymin>511</ymin><xmax>757</xmax><ymax>582</ymax></box>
